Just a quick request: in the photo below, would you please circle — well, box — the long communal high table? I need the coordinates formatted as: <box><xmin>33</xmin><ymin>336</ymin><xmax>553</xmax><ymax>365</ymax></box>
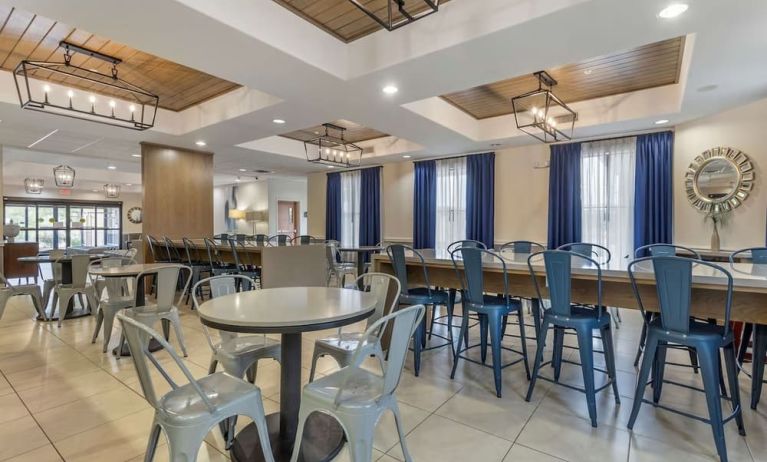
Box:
<box><xmin>371</xmin><ymin>249</ymin><xmax>767</xmax><ymax>326</ymax></box>
<box><xmin>167</xmin><ymin>239</ymin><xmax>298</xmax><ymax>267</ymax></box>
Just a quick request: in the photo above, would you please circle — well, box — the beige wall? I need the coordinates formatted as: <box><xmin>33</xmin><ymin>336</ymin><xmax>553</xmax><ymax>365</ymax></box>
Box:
<box><xmin>674</xmin><ymin>98</ymin><xmax>767</xmax><ymax>250</ymax></box>
<box><xmin>306</xmin><ymin>96</ymin><xmax>767</xmax><ymax>250</ymax></box>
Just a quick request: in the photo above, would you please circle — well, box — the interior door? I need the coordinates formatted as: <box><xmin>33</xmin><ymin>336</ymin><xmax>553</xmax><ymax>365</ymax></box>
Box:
<box><xmin>277</xmin><ymin>201</ymin><xmax>299</xmax><ymax>239</ymax></box>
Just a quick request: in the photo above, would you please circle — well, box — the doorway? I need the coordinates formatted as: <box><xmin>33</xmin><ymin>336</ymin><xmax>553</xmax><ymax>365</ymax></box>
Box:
<box><xmin>277</xmin><ymin>201</ymin><xmax>299</xmax><ymax>239</ymax></box>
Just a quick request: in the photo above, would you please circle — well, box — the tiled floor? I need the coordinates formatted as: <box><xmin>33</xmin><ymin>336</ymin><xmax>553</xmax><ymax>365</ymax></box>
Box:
<box><xmin>0</xmin><ymin>294</ymin><xmax>764</xmax><ymax>462</ymax></box>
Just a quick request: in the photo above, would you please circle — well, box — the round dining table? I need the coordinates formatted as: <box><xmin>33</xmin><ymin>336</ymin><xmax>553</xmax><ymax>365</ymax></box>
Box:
<box><xmin>197</xmin><ymin>286</ymin><xmax>377</xmax><ymax>462</ymax></box>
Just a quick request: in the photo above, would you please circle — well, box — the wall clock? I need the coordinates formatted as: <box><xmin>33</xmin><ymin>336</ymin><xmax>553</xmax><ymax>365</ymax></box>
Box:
<box><xmin>127</xmin><ymin>206</ymin><xmax>143</xmax><ymax>224</ymax></box>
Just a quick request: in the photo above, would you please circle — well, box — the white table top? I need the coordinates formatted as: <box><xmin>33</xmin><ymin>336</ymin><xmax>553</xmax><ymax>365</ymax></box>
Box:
<box><xmin>197</xmin><ymin>287</ymin><xmax>378</xmax><ymax>333</ymax></box>
<box><xmin>375</xmin><ymin>249</ymin><xmax>767</xmax><ymax>291</ymax></box>
<box><xmin>89</xmin><ymin>263</ymin><xmax>173</xmax><ymax>277</ymax></box>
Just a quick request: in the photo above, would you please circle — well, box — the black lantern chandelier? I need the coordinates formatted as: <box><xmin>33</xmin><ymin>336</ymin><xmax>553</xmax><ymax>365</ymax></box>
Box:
<box><xmin>347</xmin><ymin>0</ymin><xmax>440</xmax><ymax>31</ymax></box>
<box><xmin>53</xmin><ymin>164</ymin><xmax>75</xmax><ymax>188</ymax></box>
<box><xmin>104</xmin><ymin>184</ymin><xmax>121</xmax><ymax>198</ymax></box>
<box><xmin>13</xmin><ymin>41</ymin><xmax>159</xmax><ymax>130</ymax></box>
<box><xmin>511</xmin><ymin>71</ymin><xmax>577</xmax><ymax>143</ymax></box>
<box><xmin>304</xmin><ymin>123</ymin><xmax>363</xmax><ymax>168</ymax></box>
<box><xmin>24</xmin><ymin>178</ymin><xmax>44</xmax><ymax>194</ymax></box>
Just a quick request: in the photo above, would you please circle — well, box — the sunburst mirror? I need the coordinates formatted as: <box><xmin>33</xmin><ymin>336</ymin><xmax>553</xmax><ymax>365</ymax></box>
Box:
<box><xmin>685</xmin><ymin>147</ymin><xmax>755</xmax><ymax>214</ymax></box>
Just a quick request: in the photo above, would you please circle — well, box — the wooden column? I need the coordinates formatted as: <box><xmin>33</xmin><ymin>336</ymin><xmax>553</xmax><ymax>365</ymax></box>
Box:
<box><xmin>141</xmin><ymin>142</ymin><xmax>213</xmax><ymax>248</ymax></box>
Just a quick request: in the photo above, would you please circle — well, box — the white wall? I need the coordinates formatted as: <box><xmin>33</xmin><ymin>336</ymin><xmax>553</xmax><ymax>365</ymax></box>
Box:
<box><xmin>3</xmin><ymin>186</ymin><xmax>143</xmax><ymax>235</ymax></box>
<box><xmin>213</xmin><ymin>181</ymin><xmax>269</xmax><ymax>235</ymax></box>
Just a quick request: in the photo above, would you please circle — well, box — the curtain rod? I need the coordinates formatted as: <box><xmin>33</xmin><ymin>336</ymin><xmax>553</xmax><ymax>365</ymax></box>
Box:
<box><xmin>549</xmin><ymin>127</ymin><xmax>675</xmax><ymax>146</ymax></box>
<box><xmin>325</xmin><ymin>164</ymin><xmax>383</xmax><ymax>174</ymax></box>
<box><xmin>412</xmin><ymin>150</ymin><xmax>495</xmax><ymax>164</ymax></box>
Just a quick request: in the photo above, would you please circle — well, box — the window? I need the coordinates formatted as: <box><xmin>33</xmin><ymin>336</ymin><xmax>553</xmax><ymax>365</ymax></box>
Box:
<box><xmin>4</xmin><ymin>199</ymin><xmax>123</xmax><ymax>250</ymax></box>
<box><xmin>340</xmin><ymin>170</ymin><xmax>361</xmax><ymax>248</ymax></box>
<box><xmin>581</xmin><ymin>137</ymin><xmax>636</xmax><ymax>261</ymax></box>
<box><xmin>435</xmin><ymin>157</ymin><xmax>467</xmax><ymax>252</ymax></box>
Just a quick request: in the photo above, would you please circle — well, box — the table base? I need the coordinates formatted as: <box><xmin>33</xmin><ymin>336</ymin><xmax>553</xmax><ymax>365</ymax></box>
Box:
<box><xmin>231</xmin><ymin>412</ymin><xmax>345</xmax><ymax>462</ymax></box>
<box><xmin>36</xmin><ymin>306</ymin><xmax>91</xmax><ymax>322</ymax></box>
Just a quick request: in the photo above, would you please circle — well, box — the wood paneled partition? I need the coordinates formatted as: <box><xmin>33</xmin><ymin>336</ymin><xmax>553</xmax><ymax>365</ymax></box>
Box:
<box><xmin>141</xmin><ymin>143</ymin><xmax>213</xmax><ymax>254</ymax></box>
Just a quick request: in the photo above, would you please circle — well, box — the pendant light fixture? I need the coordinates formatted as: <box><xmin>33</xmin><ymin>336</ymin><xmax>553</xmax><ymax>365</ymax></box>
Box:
<box><xmin>347</xmin><ymin>0</ymin><xmax>441</xmax><ymax>31</ymax></box>
<box><xmin>53</xmin><ymin>165</ymin><xmax>75</xmax><ymax>188</ymax></box>
<box><xmin>511</xmin><ymin>71</ymin><xmax>577</xmax><ymax>143</ymax></box>
<box><xmin>24</xmin><ymin>178</ymin><xmax>44</xmax><ymax>194</ymax></box>
<box><xmin>13</xmin><ymin>41</ymin><xmax>159</xmax><ymax>130</ymax></box>
<box><xmin>304</xmin><ymin>123</ymin><xmax>363</xmax><ymax>168</ymax></box>
<box><xmin>104</xmin><ymin>184</ymin><xmax>121</xmax><ymax>198</ymax></box>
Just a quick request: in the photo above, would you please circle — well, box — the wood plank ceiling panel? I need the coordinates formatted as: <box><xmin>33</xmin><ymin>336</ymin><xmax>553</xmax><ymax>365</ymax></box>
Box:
<box><xmin>441</xmin><ymin>36</ymin><xmax>686</xmax><ymax>120</ymax></box>
<box><xmin>0</xmin><ymin>7</ymin><xmax>240</xmax><ymax>111</ymax></box>
<box><xmin>280</xmin><ymin>119</ymin><xmax>389</xmax><ymax>143</ymax></box>
<box><xmin>274</xmin><ymin>0</ymin><xmax>451</xmax><ymax>42</ymax></box>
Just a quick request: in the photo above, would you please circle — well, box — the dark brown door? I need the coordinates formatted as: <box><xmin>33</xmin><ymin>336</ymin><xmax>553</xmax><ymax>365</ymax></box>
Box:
<box><xmin>277</xmin><ymin>201</ymin><xmax>299</xmax><ymax>239</ymax></box>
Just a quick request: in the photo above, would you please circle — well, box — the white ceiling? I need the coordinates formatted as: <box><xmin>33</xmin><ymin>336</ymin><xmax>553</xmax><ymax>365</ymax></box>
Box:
<box><xmin>0</xmin><ymin>0</ymin><xmax>765</xmax><ymax>178</ymax></box>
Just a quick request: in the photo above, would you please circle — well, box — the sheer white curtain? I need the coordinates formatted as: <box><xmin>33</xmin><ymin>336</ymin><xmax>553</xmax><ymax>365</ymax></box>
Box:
<box><xmin>581</xmin><ymin>137</ymin><xmax>636</xmax><ymax>263</ymax></box>
<box><xmin>340</xmin><ymin>170</ymin><xmax>360</xmax><ymax>248</ymax></box>
<box><xmin>435</xmin><ymin>157</ymin><xmax>467</xmax><ymax>252</ymax></box>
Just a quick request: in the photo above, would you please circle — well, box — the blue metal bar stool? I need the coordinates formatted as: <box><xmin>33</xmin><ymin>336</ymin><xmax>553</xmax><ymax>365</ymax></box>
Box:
<box><xmin>498</xmin><ymin>240</ymin><xmax>547</xmax><ymax>337</ymax></box>
<box><xmin>633</xmin><ymin>244</ymin><xmax>702</xmax><ymax>370</ymax></box>
<box><xmin>627</xmin><ymin>256</ymin><xmax>745</xmax><ymax>461</ymax></box>
<box><xmin>268</xmin><ymin>234</ymin><xmax>288</xmax><ymax>246</ymax></box>
<box><xmin>450</xmin><ymin>247</ymin><xmax>530</xmax><ymax>397</ymax></box>
<box><xmin>441</xmin><ymin>240</ymin><xmax>487</xmax><ymax>345</ymax></box>
<box><xmin>387</xmin><ymin>244</ymin><xmax>455</xmax><ymax>376</ymax></box>
<box><xmin>182</xmin><ymin>238</ymin><xmax>212</xmax><ymax>304</ymax></box>
<box><xmin>525</xmin><ymin>250</ymin><xmax>620</xmax><ymax>427</ymax></box>
<box><xmin>249</xmin><ymin>234</ymin><xmax>269</xmax><ymax>246</ymax></box>
<box><xmin>730</xmin><ymin>247</ymin><xmax>767</xmax><ymax>409</ymax></box>
<box><xmin>291</xmin><ymin>235</ymin><xmax>315</xmax><ymax>245</ymax></box>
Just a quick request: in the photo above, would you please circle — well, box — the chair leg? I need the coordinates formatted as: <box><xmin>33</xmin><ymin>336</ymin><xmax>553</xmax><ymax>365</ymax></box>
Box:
<box><xmin>346</xmin><ymin>416</ymin><xmax>376</xmax><ymax>462</ymax></box>
<box><xmin>246</xmin><ymin>362</ymin><xmax>257</xmax><ymax>384</ymax></box>
<box><xmin>290</xmin><ymin>405</ymin><xmax>311</xmax><ymax>462</ymax></box>
<box><xmin>412</xmin><ymin>318</ymin><xmax>424</xmax><ymax>377</ymax></box>
<box><xmin>652</xmin><ymin>341</ymin><xmax>668</xmax><ymax>404</ymax></box>
<box><xmin>168</xmin><ymin>314</ymin><xmax>188</xmax><ymax>357</ymax></box>
<box><xmin>628</xmin><ymin>333</ymin><xmax>659</xmax><ymax>430</ymax></box>
<box><xmin>751</xmin><ymin>324</ymin><xmax>767</xmax><ymax>409</ymax></box>
<box><xmin>737</xmin><ymin>323</ymin><xmax>754</xmax><ymax>370</ymax></box>
<box><xmin>208</xmin><ymin>358</ymin><xmax>218</xmax><ymax>374</ymax></box>
<box><xmin>517</xmin><ymin>309</ymin><xmax>531</xmax><ymax>380</ymax></box>
<box><xmin>688</xmin><ymin>347</ymin><xmax>700</xmax><ymax>374</ymax></box>
<box><xmin>101</xmin><ymin>310</ymin><xmax>116</xmax><ymax>353</ymax></box>
<box><xmin>144</xmin><ymin>423</ymin><xmax>162</xmax><ymax>462</ymax></box>
<box><xmin>428</xmin><ymin>304</ymin><xmax>437</xmax><ymax>341</ymax></box>
<box><xmin>446</xmin><ymin>294</ymin><xmax>456</xmax><ymax>358</ymax></box>
<box><xmin>723</xmin><ymin>342</ymin><xmax>746</xmax><ymax>435</ymax></box>
<box><xmin>552</xmin><ymin>327</ymin><xmax>565</xmax><ymax>381</ymax></box>
<box><xmin>390</xmin><ymin>401</ymin><xmax>413</xmax><ymax>462</ymax></box>
<box><xmin>246</xmin><ymin>399</ymin><xmax>276</xmax><ymax>462</ymax></box>
<box><xmin>576</xmin><ymin>327</ymin><xmax>598</xmax><ymax>427</ymax></box>
<box><xmin>698</xmin><ymin>345</ymin><xmax>728</xmax><ymax>462</ymax></box>
<box><xmin>479</xmin><ymin>314</ymin><xmax>489</xmax><ymax>364</ymax></box>
<box><xmin>488</xmin><ymin>311</ymin><xmax>504</xmax><ymax>398</ymax></box>
<box><xmin>450</xmin><ymin>309</ymin><xmax>470</xmax><ymax>380</ymax></box>
<box><xmin>309</xmin><ymin>349</ymin><xmax>321</xmax><ymax>382</ymax></box>
<box><xmin>525</xmin><ymin>321</ymin><xmax>549</xmax><ymax>402</ymax></box>
<box><xmin>634</xmin><ymin>312</ymin><xmax>651</xmax><ymax>367</ymax></box>
<box><xmin>92</xmin><ymin>309</ymin><xmax>104</xmax><ymax>343</ymax></box>
<box><xmin>164</xmin><ymin>425</ymin><xmax>206</xmax><ymax>462</ymax></box>
<box><xmin>57</xmin><ymin>293</ymin><xmax>73</xmax><ymax>328</ymax></box>
<box><xmin>600</xmin><ymin>324</ymin><xmax>621</xmax><ymax>404</ymax></box>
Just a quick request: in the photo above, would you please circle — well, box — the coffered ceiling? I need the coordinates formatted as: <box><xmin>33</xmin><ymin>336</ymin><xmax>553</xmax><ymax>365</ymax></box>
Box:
<box><xmin>441</xmin><ymin>36</ymin><xmax>686</xmax><ymax>120</ymax></box>
<box><xmin>0</xmin><ymin>6</ymin><xmax>240</xmax><ymax>111</ymax></box>
<box><xmin>273</xmin><ymin>0</ymin><xmax>451</xmax><ymax>42</ymax></box>
<box><xmin>280</xmin><ymin>119</ymin><xmax>389</xmax><ymax>143</ymax></box>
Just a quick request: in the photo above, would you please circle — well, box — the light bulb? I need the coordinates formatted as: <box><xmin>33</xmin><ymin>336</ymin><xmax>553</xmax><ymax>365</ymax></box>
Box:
<box><xmin>128</xmin><ymin>104</ymin><xmax>135</xmax><ymax>112</ymax></box>
<box><xmin>67</xmin><ymin>90</ymin><xmax>74</xmax><ymax>98</ymax></box>
<box><xmin>531</xmin><ymin>106</ymin><xmax>538</xmax><ymax>116</ymax></box>
<box><xmin>43</xmin><ymin>84</ymin><xmax>51</xmax><ymax>93</ymax></box>
<box><xmin>109</xmin><ymin>100</ymin><xmax>116</xmax><ymax>108</ymax></box>
<box><xmin>88</xmin><ymin>95</ymin><xmax>96</xmax><ymax>103</ymax></box>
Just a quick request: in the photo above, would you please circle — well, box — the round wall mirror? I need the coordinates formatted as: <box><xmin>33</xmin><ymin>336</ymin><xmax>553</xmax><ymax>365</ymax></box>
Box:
<box><xmin>685</xmin><ymin>147</ymin><xmax>755</xmax><ymax>214</ymax></box>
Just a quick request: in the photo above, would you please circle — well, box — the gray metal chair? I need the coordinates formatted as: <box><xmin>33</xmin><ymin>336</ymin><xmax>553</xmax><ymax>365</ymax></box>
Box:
<box><xmin>116</xmin><ymin>312</ymin><xmax>275</xmax><ymax>462</ymax></box>
<box><xmin>290</xmin><ymin>304</ymin><xmax>426</xmax><ymax>462</ymax></box>
<box><xmin>0</xmin><ymin>274</ymin><xmax>46</xmax><ymax>321</ymax></box>
<box><xmin>53</xmin><ymin>254</ymin><xmax>99</xmax><ymax>327</ymax></box>
<box><xmin>309</xmin><ymin>272</ymin><xmax>401</xmax><ymax>381</ymax></box>
<box><xmin>326</xmin><ymin>241</ymin><xmax>356</xmax><ymax>287</ymax></box>
<box><xmin>90</xmin><ymin>257</ymin><xmax>136</xmax><ymax>352</ymax></box>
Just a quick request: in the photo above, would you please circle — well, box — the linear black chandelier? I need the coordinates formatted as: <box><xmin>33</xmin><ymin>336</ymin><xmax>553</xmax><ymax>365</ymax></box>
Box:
<box><xmin>13</xmin><ymin>41</ymin><xmax>159</xmax><ymax>130</ymax></box>
<box><xmin>511</xmin><ymin>71</ymin><xmax>577</xmax><ymax>143</ymax></box>
<box><xmin>347</xmin><ymin>0</ymin><xmax>440</xmax><ymax>31</ymax></box>
<box><xmin>304</xmin><ymin>123</ymin><xmax>363</xmax><ymax>168</ymax></box>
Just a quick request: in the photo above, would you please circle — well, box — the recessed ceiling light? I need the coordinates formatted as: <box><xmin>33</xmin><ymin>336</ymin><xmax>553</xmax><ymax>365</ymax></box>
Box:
<box><xmin>382</xmin><ymin>85</ymin><xmax>399</xmax><ymax>95</ymax></box>
<box><xmin>658</xmin><ymin>3</ymin><xmax>688</xmax><ymax>18</ymax></box>
<box><xmin>92</xmin><ymin>189</ymin><xmax>99</xmax><ymax>192</ymax></box>
<box><xmin>272</xmin><ymin>119</ymin><xmax>286</xmax><ymax>124</ymax></box>
<box><xmin>107</xmin><ymin>165</ymin><xmax>117</xmax><ymax>170</ymax></box>
<box><xmin>195</xmin><ymin>140</ymin><xmax>206</xmax><ymax>147</ymax></box>
<box><xmin>125</xmin><ymin>183</ymin><xmax>133</xmax><ymax>186</ymax></box>
<box><xmin>132</xmin><ymin>154</ymin><xmax>141</xmax><ymax>158</ymax></box>
<box><xmin>655</xmin><ymin>119</ymin><xmax>669</xmax><ymax>125</ymax></box>
<box><xmin>235</xmin><ymin>177</ymin><xmax>241</xmax><ymax>183</ymax></box>
<box><xmin>239</xmin><ymin>168</ymin><xmax>247</xmax><ymax>172</ymax></box>
<box><xmin>327</xmin><ymin>165</ymin><xmax>335</xmax><ymax>169</ymax></box>
<box><xmin>402</xmin><ymin>155</ymin><xmax>412</xmax><ymax>159</ymax></box>
<box><xmin>583</xmin><ymin>69</ymin><xmax>593</xmax><ymax>75</ymax></box>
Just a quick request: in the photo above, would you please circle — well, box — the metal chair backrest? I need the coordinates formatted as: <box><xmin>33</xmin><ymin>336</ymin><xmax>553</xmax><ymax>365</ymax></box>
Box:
<box><xmin>69</xmin><ymin>254</ymin><xmax>91</xmax><ymax>288</ymax></box>
<box><xmin>336</xmin><ymin>304</ymin><xmax>426</xmax><ymax>405</ymax></box>
<box><xmin>353</xmin><ymin>272</ymin><xmax>401</xmax><ymax>328</ymax></box>
<box><xmin>116</xmin><ymin>312</ymin><xmax>216</xmax><ymax>411</ymax></box>
<box><xmin>451</xmin><ymin>247</ymin><xmax>510</xmax><ymax>307</ymax></box>
<box><xmin>203</xmin><ymin>238</ymin><xmax>223</xmax><ymax>271</ymax></box>
<box><xmin>269</xmin><ymin>235</ymin><xmax>288</xmax><ymax>246</ymax></box>
<box><xmin>192</xmin><ymin>275</ymin><xmax>257</xmax><ymax>349</ymax></box>
<box><xmin>181</xmin><ymin>238</ymin><xmax>201</xmax><ymax>266</ymax></box>
<box><xmin>163</xmin><ymin>237</ymin><xmax>182</xmax><ymax>263</ymax></box>
<box><xmin>251</xmin><ymin>234</ymin><xmax>269</xmax><ymax>246</ymax></box>
<box><xmin>528</xmin><ymin>250</ymin><xmax>604</xmax><ymax>320</ymax></box>
<box><xmin>635</xmin><ymin>244</ymin><xmax>701</xmax><ymax>259</ymax></box>
<box><xmin>628</xmin><ymin>256</ymin><xmax>733</xmax><ymax>337</ymax></box>
<box><xmin>146</xmin><ymin>235</ymin><xmax>166</xmax><ymax>262</ymax></box>
<box><xmin>730</xmin><ymin>247</ymin><xmax>767</xmax><ymax>264</ymax></box>
<box><xmin>386</xmin><ymin>244</ymin><xmax>433</xmax><ymax>297</ymax></box>
<box><xmin>558</xmin><ymin>242</ymin><xmax>611</xmax><ymax>265</ymax></box>
<box><xmin>135</xmin><ymin>265</ymin><xmax>191</xmax><ymax>309</ymax></box>
<box><xmin>446</xmin><ymin>240</ymin><xmax>486</xmax><ymax>253</ymax></box>
<box><xmin>293</xmin><ymin>235</ymin><xmax>314</xmax><ymax>245</ymax></box>
<box><xmin>499</xmin><ymin>240</ymin><xmax>546</xmax><ymax>254</ymax></box>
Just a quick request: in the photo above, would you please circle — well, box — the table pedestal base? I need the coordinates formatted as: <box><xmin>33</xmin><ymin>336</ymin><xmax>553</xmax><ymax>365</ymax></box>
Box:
<box><xmin>231</xmin><ymin>412</ymin><xmax>345</xmax><ymax>462</ymax></box>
